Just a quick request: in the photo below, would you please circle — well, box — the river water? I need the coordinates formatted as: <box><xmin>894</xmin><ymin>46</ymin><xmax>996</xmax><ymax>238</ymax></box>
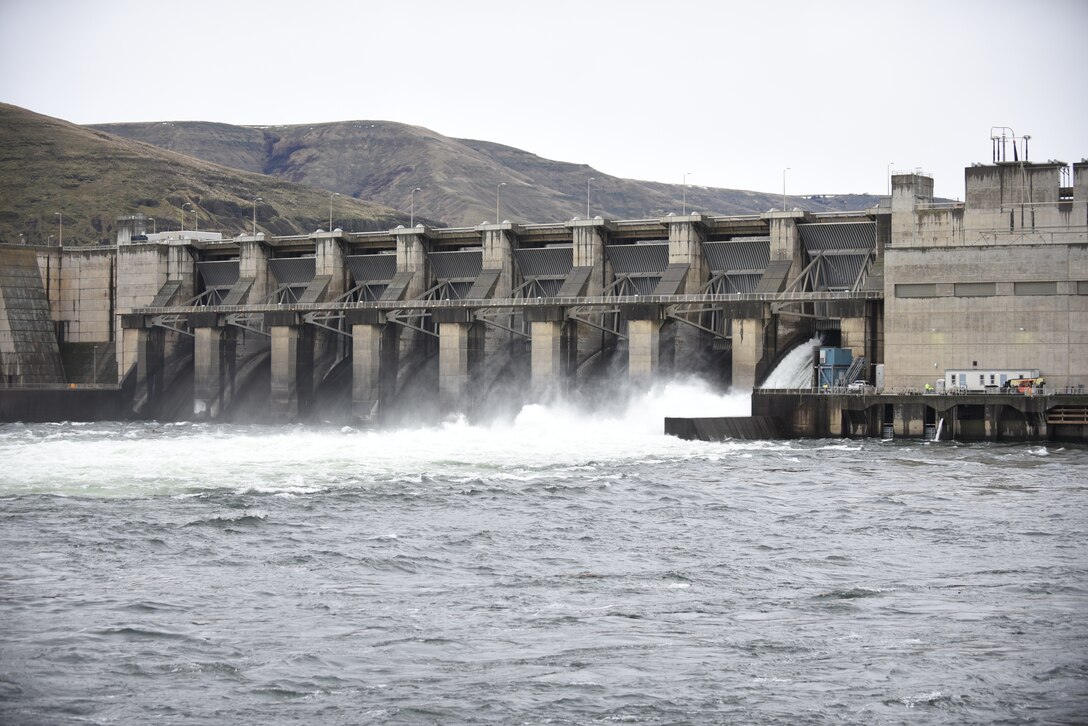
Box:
<box><xmin>2</xmin><ymin>381</ymin><xmax>1087</xmax><ymax>725</ymax></box>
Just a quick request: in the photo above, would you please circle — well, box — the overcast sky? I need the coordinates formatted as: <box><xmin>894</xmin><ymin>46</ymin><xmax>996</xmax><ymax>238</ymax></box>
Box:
<box><xmin>1</xmin><ymin>0</ymin><xmax>1085</xmax><ymax>200</ymax></box>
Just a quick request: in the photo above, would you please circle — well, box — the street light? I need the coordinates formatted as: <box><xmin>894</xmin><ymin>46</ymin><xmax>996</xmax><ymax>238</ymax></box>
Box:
<box><xmin>782</xmin><ymin>168</ymin><xmax>790</xmax><ymax>211</ymax></box>
<box><xmin>182</xmin><ymin>202</ymin><xmax>193</xmax><ymax>234</ymax></box>
<box><xmin>410</xmin><ymin>187</ymin><xmax>422</xmax><ymax>227</ymax></box>
<box><xmin>329</xmin><ymin>192</ymin><xmax>340</xmax><ymax>231</ymax></box>
<box><xmin>682</xmin><ymin>173</ymin><xmax>690</xmax><ymax>215</ymax></box>
<box><xmin>495</xmin><ymin>182</ymin><xmax>506</xmax><ymax>223</ymax></box>
<box><xmin>587</xmin><ymin>177</ymin><xmax>595</xmax><ymax>219</ymax></box>
<box><xmin>54</xmin><ymin>212</ymin><xmax>62</xmax><ymax>246</ymax></box>
<box><xmin>252</xmin><ymin>196</ymin><xmax>262</xmax><ymax>236</ymax></box>
<box><xmin>887</xmin><ymin>161</ymin><xmax>895</xmax><ymax>196</ymax></box>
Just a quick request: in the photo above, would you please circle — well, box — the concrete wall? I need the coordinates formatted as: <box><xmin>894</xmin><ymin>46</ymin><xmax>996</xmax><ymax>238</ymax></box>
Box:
<box><xmin>51</xmin><ymin>248</ymin><xmax>114</xmax><ymax>343</ymax></box>
<box><xmin>883</xmin><ymin>244</ymin><xmax>1088</xmax><ymax>390</ymax></box>
<box><xmin>0</xmin><ymin>246</ymin><xmax>65</xmax><ymax>384</ymax></box>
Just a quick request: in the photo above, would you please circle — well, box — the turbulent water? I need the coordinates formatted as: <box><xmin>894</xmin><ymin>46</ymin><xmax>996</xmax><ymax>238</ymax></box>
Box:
<box><xmin>2</xmin><ymin>381</ymin><xmax>1087</xmax><ymax>725</ymax></box>
<box><xmin>760</xmin><ymin>337</ymin><xmax>821</xmax><ymax>389</ymax></box>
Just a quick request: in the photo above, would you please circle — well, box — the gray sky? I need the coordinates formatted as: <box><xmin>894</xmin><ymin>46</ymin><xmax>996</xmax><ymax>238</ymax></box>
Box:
<box><xmin>2</xmin><ymin>0</ymin><xmax>1085</xmax><ymax>200</ymax></box>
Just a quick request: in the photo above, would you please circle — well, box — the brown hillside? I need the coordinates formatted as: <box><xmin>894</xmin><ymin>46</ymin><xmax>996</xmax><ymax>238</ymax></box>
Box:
<box><xmin>0</xmin><ymin>104</ymin><xmax>407</xmax><ymax>246</ymax></box>
<box><xmin>92</xmin><ymin>119</ymin><xmax>883</xmax><ymax>227</ymax></box>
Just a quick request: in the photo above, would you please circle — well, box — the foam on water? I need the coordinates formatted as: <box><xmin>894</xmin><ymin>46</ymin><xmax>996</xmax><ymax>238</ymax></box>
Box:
<box><xmin>0</xmin><ymin>378</ymin><xmax>755</xmax><ymax>497</ymax></box>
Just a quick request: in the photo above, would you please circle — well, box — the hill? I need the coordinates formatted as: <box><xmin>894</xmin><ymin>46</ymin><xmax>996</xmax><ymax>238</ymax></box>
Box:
<box><xmin>91</xmin><ymin>119</ymin><xmax>882</xmax><ymax>227</ymax></box>
<box><xmin>0</xmin><ymin>104</ymin><xmax>408</xmax><ymax>246</ymax></box>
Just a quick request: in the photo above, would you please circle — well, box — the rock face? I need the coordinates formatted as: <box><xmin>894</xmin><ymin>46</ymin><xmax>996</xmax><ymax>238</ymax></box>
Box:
<box><xmin>92</xmin><ymin>120</ymin><xmax>882</xmax><ymax>227</ymax></box>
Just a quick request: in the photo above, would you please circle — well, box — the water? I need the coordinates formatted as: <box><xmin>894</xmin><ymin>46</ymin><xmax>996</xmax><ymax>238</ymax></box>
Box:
<box><xmin>760</xmin><ymin>337</ymin><xmax>821</xmax><ymax>389</ymax></box>
<box><xmin>2</xmin><ymin>381</ymin><xmax>1087</xmax><ymax>725</ymax></box>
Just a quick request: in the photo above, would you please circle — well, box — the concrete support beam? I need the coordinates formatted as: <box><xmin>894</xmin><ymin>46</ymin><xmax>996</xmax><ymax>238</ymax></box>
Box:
<box><xmin>478</xmin><ymin>223</ymin><xmax>518</xmax><ymax>300</ymax></box>
<box><xmin>135</xmin><ymin>326</ymin><xmax>165</xmax><ymax>415</ymax></box>
<box><xmin>628</xmin><ymin>318</ymin><xmax>660</xmax><ymax>386</ymax></box>
<box><xmin>239</xmin><ymin>237</ymin><xmax>271</xmax><ymax>302</ymax></box>
<box><xmin>313</xmin><ymin>231</ymin><xmax>348</xmax><ymax>300</ymax></box>
<box><xmin>270</xmin><ymin>324</ymin><xmax>314</xmax><ymax>421</ymax></box>
<box><xmin>569</xmin><ymin>219</ymin><xmax>611</xmax><ymax>296</ymax></box>
<box><xmin>569</xmin><ymin>218</ymin><xmax>614</xmax><ymax>368</ymax></box>
<box><xmin>732</xmin><ymin>317</ymin><xmax>765</xmax><ymax>392</ymax></box>
<box><xmin>893</xmin><ymin>402</ymin><xmax>926</xmax><ymax>438</ymax></box>
<box><xmin>393</xmin><ymin>226</ymin><xmax>432</xmax><ymax>301</ymax></box>
<box><xmin>352</xmin><ymin>322</ymin><xmax>400</xmax><ymax>423</ymax></box>
<box><xmin>763</xmin><ymin>210</ymin><xmax>808</xmax><ymax>284</ymax></box>
<box><xmin>193</xmin><ymin>325</ymin><xmax>237</xmax><ymax>419</ymax></box>
<box><xmin>530</xmin><ymin>320</ymin><xmax>574</xmax><ymax>398</ymax></box>
<box><xmin>439</xmin><ymin>321</ymin><xmax>483</xmax><ymax>413</ymax></box>
<box><xmin>664</xmin><ymin>214</ymin><xmax>708</xmax><ymax>294</ymax></box>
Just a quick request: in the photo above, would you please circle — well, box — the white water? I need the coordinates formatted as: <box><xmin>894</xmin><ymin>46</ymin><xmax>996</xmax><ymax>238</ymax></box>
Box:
<box><xmin>0</xmin><ymin>378</ymin><xmax>753</xmax><ymax>497</ymax></box>
<box><xmin>759</xmin><ymin>336</ymin><xmax>821</xmax><ymax>389</ymax></box>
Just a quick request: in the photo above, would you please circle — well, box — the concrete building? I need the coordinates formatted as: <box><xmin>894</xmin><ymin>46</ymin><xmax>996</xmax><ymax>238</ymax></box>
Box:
<box><xmin>1</xmin><ymin>151</ymin><xmax>1086</xmax><ymax>428</ymax></box>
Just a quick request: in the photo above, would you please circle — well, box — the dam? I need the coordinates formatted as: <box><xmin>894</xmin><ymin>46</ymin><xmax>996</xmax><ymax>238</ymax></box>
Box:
<box><xmin>1</xmin><ymin>150</ymin><xmax>1087</xmax><ymax>440</ymax></box>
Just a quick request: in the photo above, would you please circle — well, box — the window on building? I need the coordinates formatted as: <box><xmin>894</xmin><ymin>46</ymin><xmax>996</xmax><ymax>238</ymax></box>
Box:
<box><xmin>1014</xmin><ymin>281</ymin><xmax>1058</xmax><ymax>296</ymax></box>
<box><xmin>955</xmin><ymin>282</ymin><xmax>996</xmax><ymax>297</ymax></box>
<box><xmin>895</xmin><ymin>283</ymin><xmax>937</xmax><ymax>298</ymax></box>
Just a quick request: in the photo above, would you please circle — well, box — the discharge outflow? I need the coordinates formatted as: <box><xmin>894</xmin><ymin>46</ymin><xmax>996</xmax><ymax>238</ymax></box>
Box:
<box><xmin>758</xmin><ymin>337</ymin><xmax>822</xmax><ymax>390</ymax></box>
<box><xmin>0</xmin><ymin>379</ymin><xmax>753</xmax><ymax>497</ymax></box>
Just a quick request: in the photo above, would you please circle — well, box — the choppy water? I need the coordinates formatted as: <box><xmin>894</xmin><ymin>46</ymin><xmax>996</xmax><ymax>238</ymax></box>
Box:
<box><xmin>2</xmin><ymin>382</ymin><xmax>1087</xmax><ymax>725</ymax></box>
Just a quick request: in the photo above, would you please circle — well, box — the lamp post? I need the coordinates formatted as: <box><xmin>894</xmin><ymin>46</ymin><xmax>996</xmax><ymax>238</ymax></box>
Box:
<box><xmin>54</xmin><ymin>212</ymin><xmax>62</xmax><ymax>246</ymax></box>
<box><xmin>682</xmin><ymin>173</ymin><xmax>690</xmax><ymax>215</ymax></box>
<box><xmin>252</xmin><ymin>196</ymin><xmax>262</xmax><ymax>236</ymax></box>
<box><xmin>182</xmin><ymin>202</ymin><xmax>192</xmax><ymax>235</ymax></box>
<box><xmin>495</xmin><ymin>182</ymin><xmax>506</xmax><ymax>223</ymax></box>
<box><xmin>782</xmin><ymin>168</ymin><xmax>790</xmax><ymax>211</ymax></box>
<box><xmin>329</xmin><ymin>192</ymin><xmax>339</xmax><ymax>231</ymax></box>
<box><xmin>587</xmin><ymin>177</ymin><xmax>595</xmax><ymax>219</ymax></box>
<box><xmin>410</xmin><ymin>187</ymin><xmax>422</xmax><ymax>227</ymax></box>
<box><xmin>887</xmin><ymin>161</ymin><xmax>894</xmax><ymax>196</ymax></box>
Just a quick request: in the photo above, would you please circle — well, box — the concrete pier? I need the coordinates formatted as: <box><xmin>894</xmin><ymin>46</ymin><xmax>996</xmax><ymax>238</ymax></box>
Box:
<box><xmin>192</xmin><ymin>318</ymin><xmax>237</xmax><ymax>419</ymax></box>
<box><xmin>627</xmin><ymin>318</ymin><xmax>660</xmax><ymax>385</ymax></box>
<box><xmin>438</xmin><ymin>319</ymin><xmax>484</xmax><ymax>413</ymax></box>
<box><xmin>530</xmin><ymin>318</ymin><xmax>574</xmax><ymax>398</ymax></box>
<box><xmin>269</xmin><ymin>317</ymin><xmax>314</xmax><ymax>421</ymax></box>
<box><xmin>351</xmin><ymin>318</ymin><xmax>400</xmax><ymax>422</ymax></box>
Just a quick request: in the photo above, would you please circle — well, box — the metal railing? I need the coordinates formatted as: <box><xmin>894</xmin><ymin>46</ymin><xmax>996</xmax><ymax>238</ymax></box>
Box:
<box><xmin>133</xmin><ymin>289</ymin><xmax>884</xmax><ymax>316</ymax></box>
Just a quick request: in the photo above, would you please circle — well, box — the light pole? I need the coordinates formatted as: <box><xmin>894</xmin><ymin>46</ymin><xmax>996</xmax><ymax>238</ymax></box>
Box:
<box><xmin>54</xmin><ymin>212</ymin><xmax>62</xmax><ymax>246</ymax></box>
<box><xmin>495</xmin><ymin>182</ymin><xmax>506</xmax><ymax>223</ymax></box>
<box><xmin>887</xmin><ymin>161</ymin><xmax>894</xmax><ymax>196</ymax></box>
<box><xmin>329</xmin><ymin>192</ymin><xmax>339</xmax><ymax>231</ymax></box>
<box><xmin>410</xmin><ymin>187</ymin><xmax>422</xmax><ymax>227</ymax></box>
<box><xmin>782</xmin><ymin>168</ymin><xmax>790</xmax><ymax>211</ymax></box>
<box><xmin>252</xmin><ymin>196</ymin><xmax>262</xmax><ymax>236</ymax></box>
<box><xmin>587</xmin><ymin>177</ymin><xmax>596</xmax><ymax>219</ymax></box>
<box><xmin>182</xmin><ymin>202</ymin><xmax>192</xmax><ymax>234</ymax></box>
<box><xmin>682</xmin><ymin>173</ymin><xmax>690</xmax><ymax>215</ymax></box>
